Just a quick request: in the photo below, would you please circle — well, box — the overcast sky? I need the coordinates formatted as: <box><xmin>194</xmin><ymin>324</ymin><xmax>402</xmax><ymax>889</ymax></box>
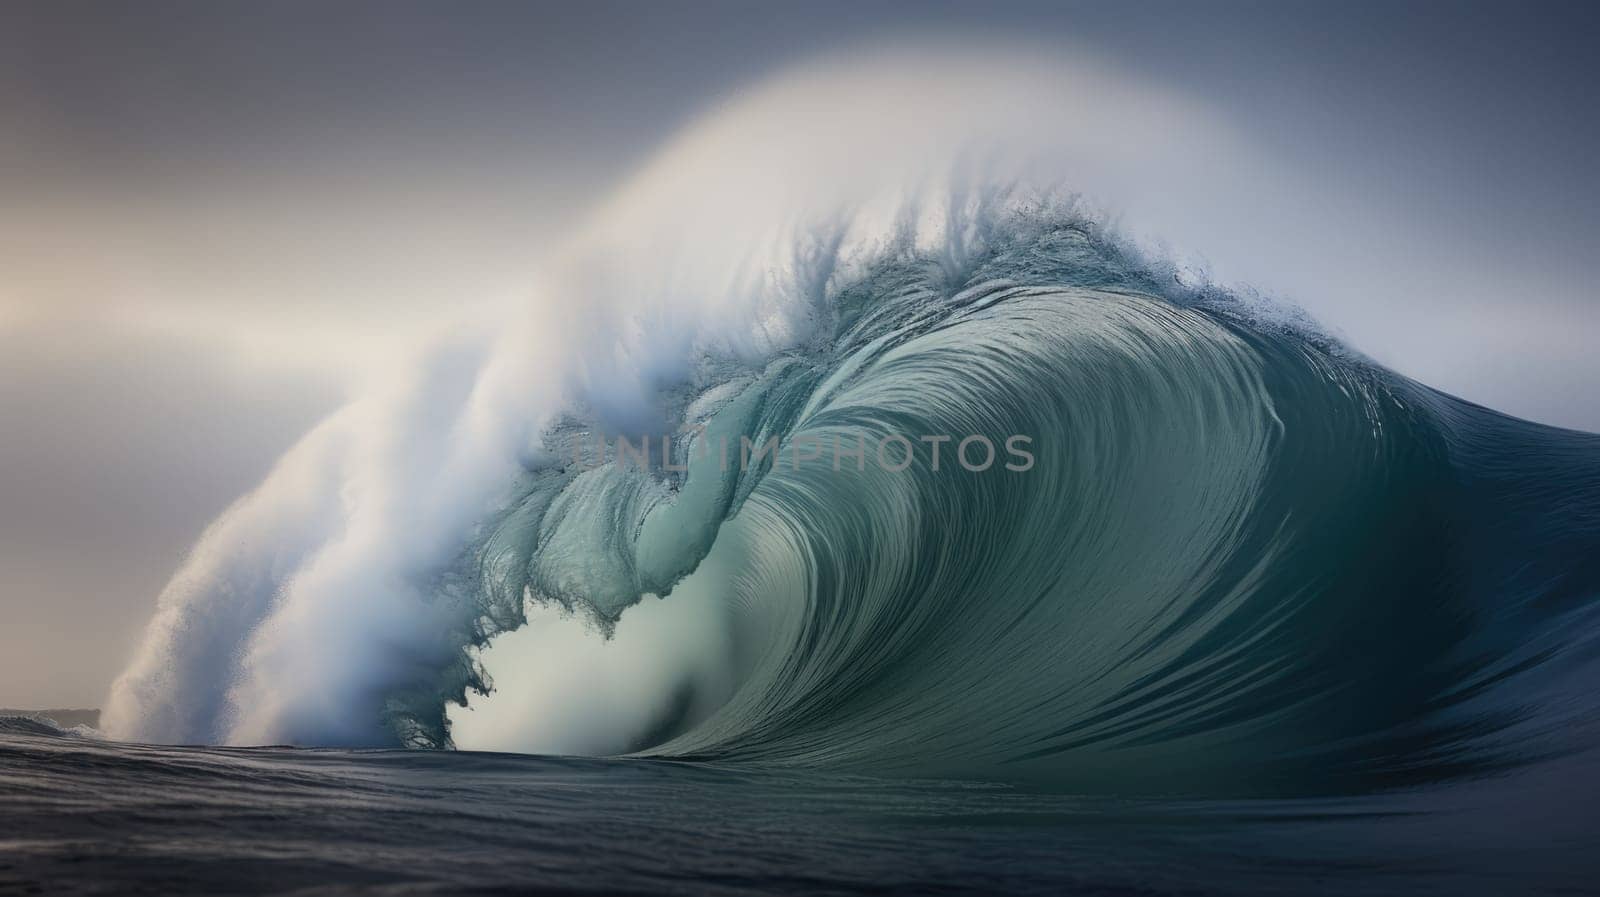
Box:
<box><xmin>3</xmin><ymin>1</ymin><xmax>1598</xmax><ymax>708</ymax></box>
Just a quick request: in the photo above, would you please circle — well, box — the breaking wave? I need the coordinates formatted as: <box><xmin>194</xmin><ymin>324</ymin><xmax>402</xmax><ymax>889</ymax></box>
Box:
<box><xmin>105</xmin><ymin>43</ymin><xmax>1600</xmax><ymax>798</ymax></box>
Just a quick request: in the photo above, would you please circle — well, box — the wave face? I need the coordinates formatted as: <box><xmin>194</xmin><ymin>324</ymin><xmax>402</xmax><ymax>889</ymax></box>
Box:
<box><xmin>104</xmin><ymin>47</ymin><xmax>1600</xmax><ymax>799</ymax></box>
<box><xmin>438</xmin><ymin>211</ymin><xmax>1600</xmax><ymax>796</ymax></box>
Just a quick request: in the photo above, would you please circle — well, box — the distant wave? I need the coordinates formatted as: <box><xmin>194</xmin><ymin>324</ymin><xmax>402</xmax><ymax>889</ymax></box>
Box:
<box><xmin>0</xmin><ymin>714</ymin><xmax>101</xmax><ymax>739</ymax></box>
<box><xmin>0</xmin><ymin>716</ymin><xmax>69</xmax><ymax>738</ymax></box>
<box><xmin>105</xmin><ymin>45</ymin><xmax>1600</xmax><ymax>798</ymax></box>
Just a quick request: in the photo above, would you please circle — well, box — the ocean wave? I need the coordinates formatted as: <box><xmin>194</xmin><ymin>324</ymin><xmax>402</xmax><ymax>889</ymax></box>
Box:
<box><xmin>445</xmin><ymin>209</ymin><xmax>1600</xmax><ymax>796</ymax></box>
<box><xmin>104</xmin><ymin>46</ymin><xmax>1600</xmax><ymax>799</ymax></box>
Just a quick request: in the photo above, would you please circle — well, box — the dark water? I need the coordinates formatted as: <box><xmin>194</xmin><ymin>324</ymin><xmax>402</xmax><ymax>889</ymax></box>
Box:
<box><xmin>4</xmin><ymin>724</ymin><xmax>1598</xmax><ymax>896</ymax></box>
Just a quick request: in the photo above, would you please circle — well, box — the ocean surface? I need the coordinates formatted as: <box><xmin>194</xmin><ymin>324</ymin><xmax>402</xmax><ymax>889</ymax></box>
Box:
<box><xmin>4</xmin><ymin>719</ymin><xmax>1599</xmax><ymax>896</ymax></box>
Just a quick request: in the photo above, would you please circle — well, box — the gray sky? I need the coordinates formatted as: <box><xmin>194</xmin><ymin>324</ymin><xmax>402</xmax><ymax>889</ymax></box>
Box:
<box><xmin>3</xmin><ymin>1</ymin><xmax>1598</xmax><ymax>707</ymax></box>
